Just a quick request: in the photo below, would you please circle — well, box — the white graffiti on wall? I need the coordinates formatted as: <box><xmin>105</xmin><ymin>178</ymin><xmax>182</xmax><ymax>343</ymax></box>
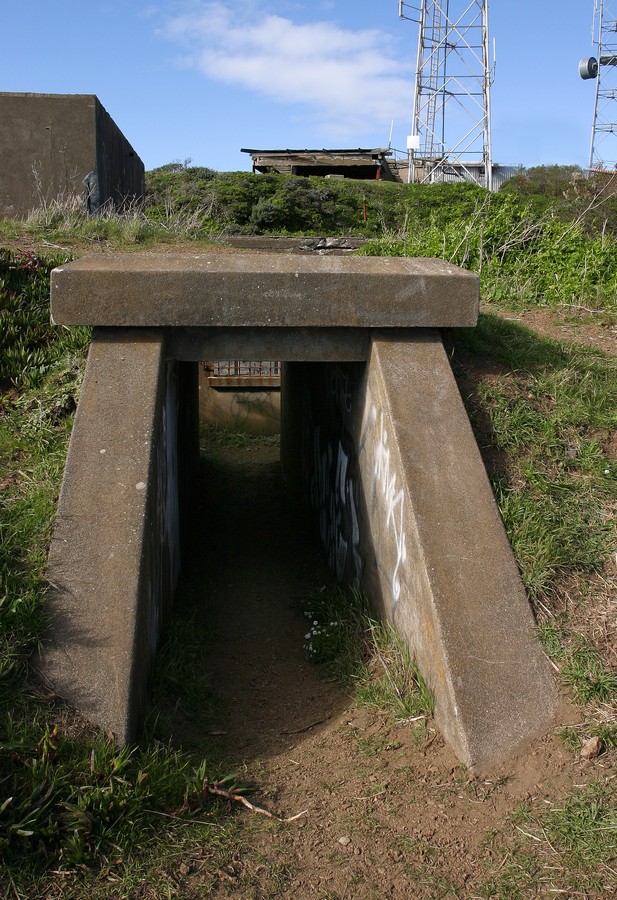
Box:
<box><xmin>310</xmin><ymin>426</ymin><xmax>362</xmax><ymax>587</ymax></box>
<box><xmin>329</xmin><ymin>366</ymin><xmax>353</xmax><ymax>414</ymax></box>
<box><xmin>362</xmin><ymin>405</ymin><xmax>408</xmax><ymax>611</ymax></box>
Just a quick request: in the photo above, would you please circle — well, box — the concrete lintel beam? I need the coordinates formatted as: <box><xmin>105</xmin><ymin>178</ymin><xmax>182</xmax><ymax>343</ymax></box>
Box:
<box><xmin>167</xmin><ymin>326</ymin><xmax>371</xmax><ymax>361</ymax></box>
<box><xmin>50</xmin><ymin>253</ymin><xmax>479</xmax><ymax>328</ymax></box>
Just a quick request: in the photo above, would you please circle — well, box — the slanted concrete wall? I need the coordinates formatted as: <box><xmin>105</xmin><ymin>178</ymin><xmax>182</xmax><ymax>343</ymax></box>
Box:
<box><xmin>282</xmin><ymin>332</ymin><xmax>558</xmax><ymax>770</ymax></box>
<box><xmin>39</xmin><ymin>330</ymin><xmax>198</xmax><ymax>743</ymax></box>
<box><xmin>0</xmin><ymin>93</ymin><xmax>144</xmax><ymax>217</ymax></box>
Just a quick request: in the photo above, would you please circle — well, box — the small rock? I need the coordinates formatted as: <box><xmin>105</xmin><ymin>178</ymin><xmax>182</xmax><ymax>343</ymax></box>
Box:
<box><xmin>580</xmin><ymin>735</ymin><xmax>603</xmax><ymax>759</ymax></box>
<box><xmin>338</xmin><ymin>836</ymin><xmax>351</xmax><ymax>846</ymax></box>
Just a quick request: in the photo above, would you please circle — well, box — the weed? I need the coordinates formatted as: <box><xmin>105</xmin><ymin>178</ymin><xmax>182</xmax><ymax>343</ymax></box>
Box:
<box><xmin>537</xmin><ymin>620</ymin><xmax>566</xmax><ymax>660</ymax></box>
<box><xmin>199</xmin><ymin>421</ymin><xmax>280</xmax><ymax>451</ymax></box>
<box><xmin>356</xmin><ymin>621</ymin><xmax>435</xmax><ymax>719</ymax></box>
<box><xmin>301</xmin><ymin>586</ymin><xmax>434</xmax><ymax>720</ymax></box>
<box><xmin>482</xmin><ymin>778</ymin><xmax>617</xmax><ymax>896</ymax></box>
<box><xmin>561</xmin><ymin>640</ymin><xmax>617</xmax><ymax>705</ymax></box>
<box><xmin>360</xmin><ymin>190</ymin><xmax>617</xmax><ymax>316</ymax></box>
<box><xmin>560</xmin><ymin>720</ymin><xmax>617</xmax><ymax>752</ymax></box>
<box><xmin>302</xmin><ymin>585</ymin><xmax>369</xmax><ymax>681</ymax></box>
<box><xmin>0</xmin><ymin>250</ymin><xmax>90</xmax><ymax>390</ymax></box>
<box><xmin>152</xmin><ymin>616</ymin><xmax>209</xmax><ymax>705</ymax></box>
<box><xmin>451</xmin><ymin>315</ymin><xmax>616</xmax><ymax>607</ymax></box>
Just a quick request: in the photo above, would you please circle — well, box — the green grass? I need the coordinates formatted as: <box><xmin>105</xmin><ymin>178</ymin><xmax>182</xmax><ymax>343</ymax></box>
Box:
<box><xmin>452</xmin><ymin>315</ymin><xmax>616</xmax><ymax>601</ymax></box>
<box><xmin>359</xmin><ymin>191</ymin><xmax>617</xmax><ymax>317</ymax></box>
<box><xmin>0</xmin><ymin>249</ymin><xmax>90</xmax><ymax>389</ymax></box>
<box><xmin>449</xmin><ymin>314</ymin><xmax>616</xmax><ymax>775</ymax></box>
<box><xmin>0</xmin><ymin>193</ymin><xmax>222</xmax><ymax>250</ymax></box>
<box><xmin>481</xmin><ymin>778</ymin><xmax>617</xmax><ymax>897</ymax></box>
<box><xmin>561</xmin><ymin>641</ymin><xmax>617</xmax><ymax>705</ymax></box>
<box><xmin>0</xmin><ymin>362</ymin><xmax>87</xmax><ymax>699</ymax></box>
<box><xmin>301</xmin><ymin>585</ymin><xmax>434</xmax><ymax>720</ymax></box>
<box><xmin>199</xmin><ymin>421</ymin><xmax>280</xmax><ymax>451</ymax></box>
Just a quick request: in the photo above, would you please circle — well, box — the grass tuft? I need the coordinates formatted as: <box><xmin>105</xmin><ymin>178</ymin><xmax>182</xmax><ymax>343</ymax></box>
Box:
<box><xmin>484</xmin><ymin>777</ymin><xmax>617</xmax><ymax>896</ymax></box>
<box><xmin>301</xmin><ymin>585</ymin><xmax>434</xmax><ymax>719</ymax></box>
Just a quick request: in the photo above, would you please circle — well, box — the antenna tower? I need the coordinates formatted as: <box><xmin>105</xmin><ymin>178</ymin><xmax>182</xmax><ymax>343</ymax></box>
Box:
<box><xmin>579</xmin><ymin>0</ymin><xmax>617</xmax><ymax>171</ymax></box>
<box><xmin>399</xmin><ymin>0</ymin><xmax>493</xmax><ymax>189</ymax></box>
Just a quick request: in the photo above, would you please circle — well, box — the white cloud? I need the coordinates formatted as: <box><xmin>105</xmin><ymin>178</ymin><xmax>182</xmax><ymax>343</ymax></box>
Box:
<box><xmin>159</xmin><ymin>1</ymin><xmax>411</xmax><ymax>141</ymax></box>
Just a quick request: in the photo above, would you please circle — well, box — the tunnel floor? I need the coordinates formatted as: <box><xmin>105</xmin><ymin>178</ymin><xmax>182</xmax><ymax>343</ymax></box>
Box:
<box><xmin>154</xmin><ymin>430</ymin><xmax>348</xmax><ymax>761</ymax></box>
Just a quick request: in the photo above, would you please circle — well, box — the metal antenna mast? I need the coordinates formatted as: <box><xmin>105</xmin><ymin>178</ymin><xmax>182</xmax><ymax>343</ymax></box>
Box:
<box><xmin>399</xmin><ymin>0</ymin><xmax>493</xmax><ymax>189</ymax></box>
<box><xmin>579</xmin><ymin>0</ymin><xmax>617</xmax><ymax>171</ymax></box>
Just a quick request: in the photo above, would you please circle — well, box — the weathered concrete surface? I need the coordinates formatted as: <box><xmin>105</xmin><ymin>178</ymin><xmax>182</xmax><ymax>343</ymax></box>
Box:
<box><xmin>200</xmin><ymin>375</ymin><xmax>281</xmax><ymax>435</ymax></box>
<box><xmin>282</xmin><ymin>333</ymin><xmax>558</xmax><ymax>770</ymax></box>
<box><xmin>50</xmin><ymin>253</ymin><xmax>479</xmax><ymax>328</ymax></box>
<box><xmin>0</xmin><ymin>93</ymin><xmax>144</xmax><ymax>217</ymax></box>
<box><xmin>168</xmin><ymin>326</ymin><xmax>371</xmax><ymax>362</ymax></box>
<box><xmin>38</xmin><ymin>330</ymin><xmax>198</xmax><ymax>743</ymax></box>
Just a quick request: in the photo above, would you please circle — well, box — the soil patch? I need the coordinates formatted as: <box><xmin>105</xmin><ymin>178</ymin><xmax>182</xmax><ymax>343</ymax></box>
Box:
<box><xmin>495</xmin><ymin>308</ymin><xmax>616</xmax><ymax>356</ymax></box>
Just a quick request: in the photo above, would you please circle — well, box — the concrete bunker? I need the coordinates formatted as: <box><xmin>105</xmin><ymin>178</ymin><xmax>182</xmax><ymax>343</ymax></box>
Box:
<box><xmin>40</xmin><ymin>253</ymin><xmax>558</xmax><ymax>771</ymax></box>
<box><xmin>0</xmin><ymin>92</ymin><xmax>145</xmax><ymax>217</ymax></box>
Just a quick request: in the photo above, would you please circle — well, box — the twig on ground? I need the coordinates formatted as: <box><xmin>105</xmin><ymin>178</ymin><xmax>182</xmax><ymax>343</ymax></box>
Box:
<box><xmin>42</xmin><ymin>240</ymin><xmax>70</xmax><ymax>251</ymax></box>
<box><xmin>281</xmin><ymin>716</ymin><xmax>330</xmax><ymax>734</ymax></box>
<box><xmin>565</xmin><ymin>304</ymin><xmax>600</xmax><ymax>314</ymax></box>
<box><xmin>543</xmin><ymin>651</ymin><xmax>561</xmax><ymax>673</ymax></box>
<box><xmin>514</xmin><ymin>824</ymin><xmax>544</xmax><ymax>842</ymax></box>
<box><xmin>203</xmin><ymin>780</ymin><xmax>307</xmax><ymax>823</ymax></box>
<box><xmin>353</xmin><ymin>789</ymin><xmax>387</xmax><ymax>800</ymax></box>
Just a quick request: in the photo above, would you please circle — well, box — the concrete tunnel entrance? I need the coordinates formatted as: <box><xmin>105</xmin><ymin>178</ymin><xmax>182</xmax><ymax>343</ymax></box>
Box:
<box><xmin>39</xmin><ymin>252</ymin><xmax>557</xmax><ymax>771</ymax></box>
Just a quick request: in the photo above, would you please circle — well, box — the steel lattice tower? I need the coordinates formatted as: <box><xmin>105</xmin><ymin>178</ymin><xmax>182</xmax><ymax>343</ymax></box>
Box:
<box><xmin>399</xmin><ymin>0</ymin><xmax>493</xmax><ymax>189</ymax></box>
<box><xmin>580</xmin><ymin>0</ymin><xmax>617</xmax><ymax>171</ymax></box>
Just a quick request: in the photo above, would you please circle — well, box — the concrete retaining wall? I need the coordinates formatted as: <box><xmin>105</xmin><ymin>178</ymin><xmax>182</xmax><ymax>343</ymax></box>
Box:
<box><xmin>39</xmin><ymin>330</ymin><xmax>198</xmax><ymax>743</ymax></box>
<box><xmin>282</xmin><ymin>332</ymin><xmax>557</xmax><ymax>770</ymax></box>
<box><xmin>199</xmin><ymin>369</ymin><xmax>280</xmax><ymax>435</ymax></box>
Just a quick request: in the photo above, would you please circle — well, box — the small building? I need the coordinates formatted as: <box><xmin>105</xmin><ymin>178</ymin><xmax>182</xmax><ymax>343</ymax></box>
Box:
<box><xmin>241</xmin><ymin>147</ymin><xmax>515</xmax><ymax>190</ymax></box>
<box><xmin>241</xmin><ymin>147</ymin><xmax>397</xmax><ymax>181</ymax></box>
<box><xmin>0</xmin><ymin>92</ymin><xmax>145</xmax><ymax>218</ymax></box>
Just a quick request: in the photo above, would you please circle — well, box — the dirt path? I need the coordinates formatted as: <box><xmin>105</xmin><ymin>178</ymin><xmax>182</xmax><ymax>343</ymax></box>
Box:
<box><xmin>178</xmin><ymin>442</ymin><xmax>345</xmax><ymax>762</ymax></box>
<box><xmin>496</xmin><ymin>308</ymin><xmax>616</xmax><ymax>356</ymax></box>
<box><xmin>162</xmin><ymin>438</ymin><xmax>608</xmax><ymax>899</ymax></box>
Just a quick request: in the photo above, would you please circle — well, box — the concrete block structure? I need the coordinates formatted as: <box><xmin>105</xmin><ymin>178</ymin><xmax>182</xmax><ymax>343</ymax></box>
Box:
<box><xmin>41</xmin><ymin>252</ymin><xmax>558</xmax><ymax>768</ymax></box>
<box><xmin>0</xmin><ymin>93</ymin><xmax>144</xmax><ymax>217</ymax></box>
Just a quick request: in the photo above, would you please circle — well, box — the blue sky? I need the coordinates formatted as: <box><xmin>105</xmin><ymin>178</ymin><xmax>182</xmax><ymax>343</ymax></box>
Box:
<box><xmin>0</xmin><ymin>1</ymin><xmax>601</xmax><ymax>172</ymax></box>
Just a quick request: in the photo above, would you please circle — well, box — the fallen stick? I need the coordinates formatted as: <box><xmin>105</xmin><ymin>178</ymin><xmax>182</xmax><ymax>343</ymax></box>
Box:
<box><xmin>281</xmin><ymin>716</ymin><xmax>330</xmax><ymax>735</ymax></box>
<box><xmin>203</xmin><ymin>781</ymin><xmax>307</xmax><ymax>823</ymax></box>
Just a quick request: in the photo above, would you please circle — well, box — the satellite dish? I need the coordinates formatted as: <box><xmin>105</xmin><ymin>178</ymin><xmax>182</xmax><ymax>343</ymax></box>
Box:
<box><xmin>579</xmin><ymin>57</ymin><xmax>599</xmax><ymax>79</ymax></box>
